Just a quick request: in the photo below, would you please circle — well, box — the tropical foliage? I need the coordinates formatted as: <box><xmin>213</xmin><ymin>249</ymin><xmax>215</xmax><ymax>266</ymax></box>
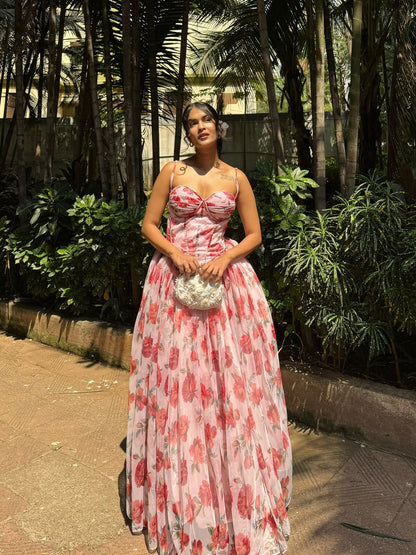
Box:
<box><xmin>1</xmin><ymin>0</ymin><xmax>416</xmax><ymax>382</ymax></box>
<box><xmin>2</xmin><ymin>181</ymin><xmax>151</xmax><ymax>320</ymax></box>
<box><xmin>279</xmin><ymin>174</ymin><xmax>416</xmax><ymax>383</ymax></box>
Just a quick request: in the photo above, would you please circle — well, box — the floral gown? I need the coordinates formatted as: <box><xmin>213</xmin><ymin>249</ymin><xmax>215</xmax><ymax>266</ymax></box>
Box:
<box><xmin>126</xmin><ymin>166</ymin><xmax>292</xmax><ymax>555</ymax></box>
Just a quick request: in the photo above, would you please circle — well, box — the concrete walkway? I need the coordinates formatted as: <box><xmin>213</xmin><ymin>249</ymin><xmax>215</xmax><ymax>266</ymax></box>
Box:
<box><xmin>0</xmin><ymin>330</ymin><xmax>415</xmax><ymax>555</ymax></box>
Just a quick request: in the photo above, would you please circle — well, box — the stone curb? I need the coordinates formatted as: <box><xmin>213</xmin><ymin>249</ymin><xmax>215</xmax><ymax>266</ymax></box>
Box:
<box><xmin>1</xmin><ymin>300</ymin><xmax>415</xmax><ymax>458</ymax></box>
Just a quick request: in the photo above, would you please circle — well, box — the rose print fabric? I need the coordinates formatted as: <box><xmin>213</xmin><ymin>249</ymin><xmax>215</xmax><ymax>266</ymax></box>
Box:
<box><xmin>126</xmin><ymin>180</ymin><xmax>292</xmax><ymax>554</ymax></box>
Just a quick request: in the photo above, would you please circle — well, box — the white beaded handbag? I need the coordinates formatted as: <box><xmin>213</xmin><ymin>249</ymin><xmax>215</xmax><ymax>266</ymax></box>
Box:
<box><xmin>174</xmin><ymin>273</ymin><xmax>223</xmax><ymax>310</ymax></box>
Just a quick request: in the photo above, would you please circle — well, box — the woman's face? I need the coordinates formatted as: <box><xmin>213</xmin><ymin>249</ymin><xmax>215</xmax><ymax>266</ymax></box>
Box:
<box><xmin>186</xmin><ymin>107</ymin><xmax>218</xmax><ymax>148</ymax></box>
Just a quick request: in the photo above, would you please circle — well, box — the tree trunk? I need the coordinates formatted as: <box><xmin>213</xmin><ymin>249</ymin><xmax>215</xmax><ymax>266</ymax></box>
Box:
<box><xmin>45</xmin><ymin>0</ymin><xmax>56</xmax><ymax>184</ymax></box>
<box><xmin>148</xmin><ymin>0</ymin><xmax>160</xmax><ymax>182</ymax></box>
<box><xmin>52</xmin><ymin>3</ymin><xmax>66</xmax><ymax>120</ymax></box>
<box><xmin>102</xmin><ymin>0</ymin><xmax>118</xmax><ymax>199</ymax></box>
<box><xmin>82</xmin><ymin>0</ymin><xmax>110</xmax><ymax>198</ymax></box>
<box><xmin>323</xmin><ymin>0</ymin><xmax>346</xmax><ymax>191</ymax></box>
<box><xmin>386</xmin><ymin>1</ymin><xmax>414</xmax><ymax>181</ymax></box>
<box><xmin>358</xmin><ymin>1</ymin><xmax>390</xmax><ymax>175</ymax></box>
<box><xmin>345</xmin><ymin>0</ymin><xmax>363</xmax><ymax>196</ymax></box>
<box><xmin>122</xmin><ymin>0</ymin><xmax>137</xmax><ymax>206</ymax></box>
<box><xmin>131</xmin><ymin>0</ymin><xmax>144</xmax><ymax>204</ymax></box>
<box><xmin>174</xmin><ymin>0</ymin><xmax>190</xmax><ymax>161</ymax></box>
<box><xmin>73</xmin><ymin>43</ymin><xmax>88</xmax><ymax>163</ymax></box>
<box><xmin>305</xmin><ymin>0</ymin><xmax>317</xmax><ymax>178</ymax></box>
<box><xmin>256</xmin><ymin>0</ymin><xmax>285</xmax><ymax>168</ymax></box>
<box><xmin>35</xmin><ymin>1</ymin><xmax>47</xmax><ymax>181</ymax></box>
<box><xmin>283</xmin><ymin>64</ymin><xmax>313</xmax><ymax>174</ymax></box>
<box><xmin>14</xmin><ymin>0</ymin><xmax>26</xmax><ymax>206</ymax></box>
<box><xmin>314</xmin><ymin>0</ymin><xmax>326</xmax><ymax>210</ymax></box>
<box><xmin>0</xmin><ymin>50</ymin><xmax>37</xmax><ymax>171</ymax></box>
<box><xmin>0</xmin><ymin>27</ymin><xmax>11</xmax><ymax>152</ymax></box>
<box><xmin>0</xmin><ymin>28</ymin><xmax>9</xmax><ymax>126</ymax></box>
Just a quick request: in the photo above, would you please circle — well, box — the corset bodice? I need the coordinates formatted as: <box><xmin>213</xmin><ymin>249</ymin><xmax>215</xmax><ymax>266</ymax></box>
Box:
<box><xmin>167</xmin><ymin>185</ymin><xmax>236</xmax><ymax>262</ymax></box>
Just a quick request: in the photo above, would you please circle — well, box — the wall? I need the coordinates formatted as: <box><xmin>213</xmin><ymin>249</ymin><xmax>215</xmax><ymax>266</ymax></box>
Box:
<box><xmin>1</xmin><ymin>113</ymin><xmax>341</xmax><ymax>189</ymax></box>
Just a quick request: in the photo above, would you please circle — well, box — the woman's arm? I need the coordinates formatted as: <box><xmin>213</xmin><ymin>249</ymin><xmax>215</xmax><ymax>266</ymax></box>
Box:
<box><xmin>141</xmin><ymin>162</ymin><xmax>200</xmax><ymax>277</ymax></box>
<box><xmin>200</xmin><ymin>169</ymin><xmax>262</xmax><ymax>283</ymax></box>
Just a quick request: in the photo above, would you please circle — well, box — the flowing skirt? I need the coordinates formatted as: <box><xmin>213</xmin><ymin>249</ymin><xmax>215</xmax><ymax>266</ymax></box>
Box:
<box><xmin>126</xmin><ymin>245</ymin><xmax>292</xmax><ymax>554</ymax></box>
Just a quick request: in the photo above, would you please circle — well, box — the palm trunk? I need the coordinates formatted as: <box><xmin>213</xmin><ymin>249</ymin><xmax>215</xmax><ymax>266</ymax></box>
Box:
<box><xmin>0</xmin><ymin>27</ymin><xmax>11</xmax><ymax>152</ymax></box>
<box><xmin>14</xmin><ymin>0</ymin><xmax>26</xmax><ymax>206</ymax></box>
<box><xmin>345</xmin><ymin>0</ymin><xmax>363</xmax><ymax>196</ymax></box>
<box><xmin>174</xmin><ymin>0</ymin><xmax>190</xmax><ymax>161</ymax></box>
<box><xmin>256</xmin><ymin>0</ymin><xmax>285</xmax><ymax>168</ymax></box>
<box><xmin>305</xmin><ymin>0</ymin><xmax>317</xmax><ymax>179</ymax></box>
<box><xmin>45</xmin><ymin>0</ymin><xmax>56</xmax><ymax>183</ymax></box>
<box><xmin>122</xmin><ymin>0</ymin><xmax>137</xmax><ymax>206</ymax></box>
<box><xmin>382</xmin><ymin>47</ymin><xmax>390</xmax><ymax>123</ymax></box>
<box><xmin>148</xmin><ymin>0</ymin><xmax>160</xmax><ymax>182</ymax></box>
<box><xmin>83</xmin><ymin>0</ymin><xmax>110</xmax><ymax>198</ymax></box>
<box><xmin>74</xmin><ymin>43</ymin><xmax>88</xmax><ymax>163</ymax></box>
<box><xmin>323</xmin><ymin>0</ymin><xmax>346</xmax><ymax>191</ymax></box>
<box><xmin>131</xmin><ymin>0</ymin><xmax>144</xmax><ymax>203</ymax></box>
<box><xmin>0</xmin><ymin>51</ymin><xmax>36</xmax><ymax>171</ymax></box>
<box><xmin>358</xmin><ymin>1</ymin><xmax>390</xmax><ymax>174</ymax></box>
<box><xmin>387</xmin><ymin>1</ymin><xmax>413</xmax><ymax>181</ymax></box>
<box><xmin>102</xmin><ymin>0</ymin><xmax>118</xmax><ymax>199</ymax></box>
<box><xmin>314</xmin><ymin>0</ymin><xmax>326</xmax><ymax>210</ymax></box>
<box><xmin>283</xmin><ymin>64</ymin><xmax>312</xmax><ymax>174</ymax></box>
<box><xmin>129</xmin><ymin>0</ymin><xmax>143</xmax><ymax>305</ymax></box>
<box><xmin>0</xmin><ymin>52</ymin><xmax>37</xmax><ymax>171</ymax></box>
<box><xmin>0</xmin><ymin>29</ymin><xmax>9</xmax><ymax>126</ymax></box>
<box><xmin>35</xmin><ymin>1</ymin><xmax>47</xmax><ymax>180</ymax></box>
<box><xmin>52</xmin><ymin>3</ymin><xmax>66</xmax><ymax>120</ymax></box>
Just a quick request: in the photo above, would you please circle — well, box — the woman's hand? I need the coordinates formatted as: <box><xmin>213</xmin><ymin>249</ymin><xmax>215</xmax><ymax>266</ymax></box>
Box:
<box><xmin>199</xmin><ymin>254</ymin><xmax>231</xmax><ymax>283</ymax></box>
<box><xmin>170</xmin><ymin>250</ymin><xmax>200</xmax><ymax>278</ymax></box>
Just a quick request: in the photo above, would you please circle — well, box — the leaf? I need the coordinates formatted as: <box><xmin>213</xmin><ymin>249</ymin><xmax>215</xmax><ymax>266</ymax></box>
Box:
<box><xmin>340</xmin><ymin>523</ymin><xmax>411</xmax><ymax>543</ymax></box>
<box><xmin>30</xmin><ymin>208</ymin><xmax>41</xmax><ymax>225</ymax></box>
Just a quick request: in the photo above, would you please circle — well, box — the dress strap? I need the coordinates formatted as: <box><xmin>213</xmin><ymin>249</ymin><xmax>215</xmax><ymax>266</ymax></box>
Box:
<box><xmin>234</xmin><ymin>167</ymin><xmax>239</xmax><ymax>198</ymax></box>
<box><xmin>170</xmin><ymin>160</ymin><xmax>178</xmax><ymax>192</ymax></box>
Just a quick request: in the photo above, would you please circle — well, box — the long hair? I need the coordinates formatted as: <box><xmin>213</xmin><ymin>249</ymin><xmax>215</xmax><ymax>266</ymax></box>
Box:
<box><xmin>182</xmin><ymin>102</ymin><xmax>223</xmax><ymax>155</ymax></box>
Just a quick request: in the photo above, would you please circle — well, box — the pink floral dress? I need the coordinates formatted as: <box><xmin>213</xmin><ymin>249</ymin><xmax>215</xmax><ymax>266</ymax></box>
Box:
<box><xmin>126</xmin><ymin>166</ymin><xmax>292</xmax><ymax>554</ymax></box>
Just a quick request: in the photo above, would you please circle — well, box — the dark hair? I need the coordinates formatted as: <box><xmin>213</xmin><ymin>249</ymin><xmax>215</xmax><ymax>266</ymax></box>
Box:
<box><xmin>182</xmin><ymin>102</ymin><xmax>223</xmax><ymax>155</ymax></box>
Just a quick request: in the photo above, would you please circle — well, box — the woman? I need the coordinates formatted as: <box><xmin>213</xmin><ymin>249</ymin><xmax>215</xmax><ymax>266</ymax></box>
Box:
<box><xmin>126</xmin><ymin>102</ymin><xmax>292</xmax><ymax>554</ymax></box>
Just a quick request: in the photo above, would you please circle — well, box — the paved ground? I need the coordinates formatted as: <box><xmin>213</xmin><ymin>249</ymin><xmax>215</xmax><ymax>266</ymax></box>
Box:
<box><xmin>0</xmin><ymin>330</ymin><xmax>415</xmax><ymax>555</ymax></box>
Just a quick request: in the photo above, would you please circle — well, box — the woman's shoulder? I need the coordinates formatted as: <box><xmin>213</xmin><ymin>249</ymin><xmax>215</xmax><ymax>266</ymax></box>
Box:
<box><xmin>218</xmin><ymin>160</ymin><xmax>247</xmax><ymax>178</ymax></box>
<box><xmin>161</xmin><ymin>160</ymin><xmax>177</xmax><ymax>173</ymax></box>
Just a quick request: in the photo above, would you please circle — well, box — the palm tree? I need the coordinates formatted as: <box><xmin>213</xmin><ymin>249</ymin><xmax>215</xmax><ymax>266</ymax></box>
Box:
<box><xmin>195</xmin><ymin>0</ymin><xmax>312</xmax><ymax>171</ymax></box>
<box><xmin>345</xmin><ymin>0</ymin><xmax>363</xmax><ymax>196</ymax></box>
<box><xmin>82</xmin><ymin>0</ymin><xmax>109</xmax><ymax>197</ymax></box>
<box><xmin>34</xmin><ymin>0</ymin><xmax>47</xmax><ymax>180</ymax></box>
<box><xmin>324</xmin><ymin>0</ymin><xmax>346</xmax><ymax>190</ymax></box>
<box><xmin>358</xmin><ymin>0</ymin><xmax>392</xmax><ymax>174</ymax></box>
<box><xmin>256</xmin><ymin>0</ymin><xmax>285</xmax><ymax>167</ymax></box>
<box><xmin>314</xmin><ymin>0</ymin><xmax>326</xmax><ymax>209</ymax></box>
<box><xmin>147</xmin><ymin>0</ymin><xmax>161</xmax><ymax>182</ymax></box>
<box><xmin>131</xmin><ymin>0</ymin><xmax>143</xmax><ymax>203</ymax></box>
<box><xmin>387</xmin><ymin>0</ymin><xmax>416</xmax><ymax>182</ymax></box>
<box><xmin>122</xmin><ymin>0</ymin><xmax>137</xmax><ymax>206</ymax></box>
<box><xmin>305</xmin><ymin>0</ymin><xmax>317</xmax><ymax>176</ymax></box>
<box><xmin>45</xmin><ymin>0</ymin><xmax>57</xmax><ymax>183</ymax></box>
<box><xmin>173</xmin><ymin>0</ymin><xmax>190</xmax><ymax>161</ymax></box>
<box><xmin>101</xmin><ymin>0</ymin><xmax>118</xmax><ymax>198</ymax></box>
<box><xmin>14</xmin><ymin>0</ymin><xmax>26</xmax><ymax>205</ymax></box>
<box><xmin>0</xmin><ymin>19</ymin><xmax>12</xmax><ymax>154</ymax></box>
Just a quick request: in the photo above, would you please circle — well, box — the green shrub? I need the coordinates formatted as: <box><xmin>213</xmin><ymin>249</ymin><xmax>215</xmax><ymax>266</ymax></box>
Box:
<box><xmin>279</xmin><ymin>173</ymin><xmax>416</xmax><ymax>379</ymax></box>
<box><xmin>4</xmin><ymin>181</ymin><xmax>151</xmax><ymax>319</ymax></box>
<box><xmin>56</xmin><ymin>195</ymin><xmax>150</xmax><ymax>317</ymax></box>
<box><xmin>228</xmin><ymin>162</ymin><xmax>318</xmax><ymax>328</ymax></box>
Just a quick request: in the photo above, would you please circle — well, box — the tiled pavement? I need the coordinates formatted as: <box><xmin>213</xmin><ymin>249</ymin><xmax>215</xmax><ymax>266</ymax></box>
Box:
<box><xmin>0</xmin><ymin>330</ymin><xmax>415</xmax><ymax>555</ymax></box>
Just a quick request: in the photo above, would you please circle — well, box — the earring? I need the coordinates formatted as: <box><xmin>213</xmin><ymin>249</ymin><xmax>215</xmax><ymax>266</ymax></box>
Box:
<box><xmin>184</xmin><ymin>136</ymin><xmax>193</xmax><ymax>148</ymax></box>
